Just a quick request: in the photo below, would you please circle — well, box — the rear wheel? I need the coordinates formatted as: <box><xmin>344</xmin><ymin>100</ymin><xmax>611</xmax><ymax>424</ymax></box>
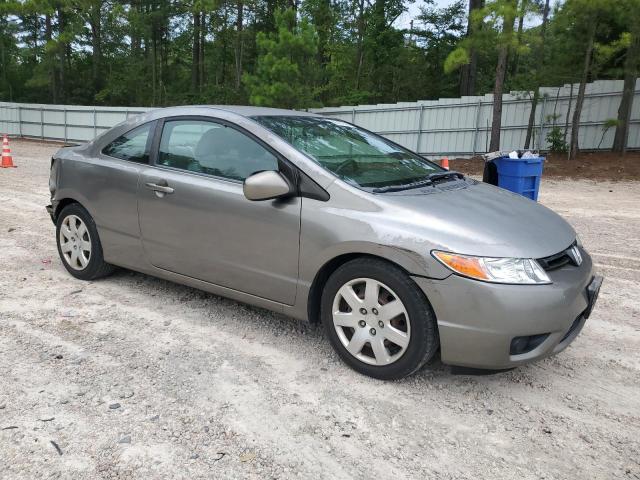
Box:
<box><xmin>321</xmin><ymin>258</ymin><xmax>439</xmax><ymax>380</ymax></box>
<box><xmin>56</xmin><ymin>203</ymin><xmax>116</xmax><ymax>280</ymax></box>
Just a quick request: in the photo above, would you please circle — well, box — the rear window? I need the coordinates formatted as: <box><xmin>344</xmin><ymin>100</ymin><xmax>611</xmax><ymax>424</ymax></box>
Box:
<box><xmin>102</xmin><ymin>122</ymin><xmax>154</xmax><ymax>163</ymax></box>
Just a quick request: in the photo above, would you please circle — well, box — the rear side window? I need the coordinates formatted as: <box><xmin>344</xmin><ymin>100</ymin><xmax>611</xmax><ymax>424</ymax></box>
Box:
<box><xmin>157</xmin><ymin>119</ymin><xmax>279</xmax><ymax>181</ymax></box>
<box><xmin>102</xmin><ymin>122</ymin><xmax>154</xmax><ymax>163</ymax></box>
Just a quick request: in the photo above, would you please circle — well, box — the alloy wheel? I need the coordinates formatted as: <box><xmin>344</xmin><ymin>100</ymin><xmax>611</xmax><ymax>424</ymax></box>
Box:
<box><xmin>332</xmin><ymin>278</ymin><xmax>411</xmax><ymax>366</ymax></box>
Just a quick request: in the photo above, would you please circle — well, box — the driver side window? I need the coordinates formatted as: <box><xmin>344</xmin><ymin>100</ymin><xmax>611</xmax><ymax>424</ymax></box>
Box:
<box><xmin>157</xmin><ymin>119</ymin><xmax>279</xmax><ymax>181</ymax></box>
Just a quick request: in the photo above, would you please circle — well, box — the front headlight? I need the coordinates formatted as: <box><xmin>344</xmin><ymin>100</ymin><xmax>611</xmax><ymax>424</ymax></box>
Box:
<box><xmin>432</xmin><ymin>251</ymin><xmax>551</xmax><ymax>284</ymax></box>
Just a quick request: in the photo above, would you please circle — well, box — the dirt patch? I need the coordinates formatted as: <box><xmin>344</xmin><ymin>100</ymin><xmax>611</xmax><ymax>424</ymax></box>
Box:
<box><xmin>1</xmin><ymin>139</ymin><xmax>639</xmax><ymax>479</ymax></box>
<box><xmin>451</xmin><ymin>151</ymin><xmax>640</xmax><ymax>181</ymax></box>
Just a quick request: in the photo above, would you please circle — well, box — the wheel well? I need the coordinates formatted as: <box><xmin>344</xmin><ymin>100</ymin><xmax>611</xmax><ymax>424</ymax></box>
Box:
<box><xmin>53</xmin><ymin>198</ymin><xmax>81</xmax><ymax>221</ymax></box>
<box><xmin>307</xmin><ymin>253</ymin><xmax>410</xmax><ymax>324</ymax></box>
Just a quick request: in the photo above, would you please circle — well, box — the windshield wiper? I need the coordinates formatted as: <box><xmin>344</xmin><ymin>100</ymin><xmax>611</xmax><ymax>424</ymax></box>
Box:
<box><xmin>427</xmin><ymin>171</ymin><xmax>465</xmax><ymax>181</ymax></box>
<box><xmin>371</xmin><ymin>171</ymin><xmax>464</xmax><ymax>193</ymax></box>
<box><xmin>372</xmin><ymin>178</ymin><xmax>434</xmax><ymax>193</ymax></box>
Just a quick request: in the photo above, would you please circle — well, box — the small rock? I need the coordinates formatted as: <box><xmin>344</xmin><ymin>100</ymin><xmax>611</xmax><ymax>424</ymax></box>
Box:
<box><xmin>109</xmin><ymin>403</ymin><xmax>121</xmax><ymax>410</ymax></box>
<box><xmin>240</xmin><ymin>451</ymin><xmax>256</xmax><ymax>462</ymax></box>
<box><xmin>486</xmin><ymin>408</ymin><xmax>494</xmax><ymax>415</ymax></box>
<box><xmin>163</xmin><ymin>320</ymin><xmax>171</xmax><ymax>326</ymax></box>
<box><xmin>0</xmin><ymin>404</ymin><xmax>5</xmax><ymax>410</ymax></box>
<box><xmin>119</xmin><ymin>391</ymin><xmax>134</xmax><ymax>399</ymax></box>
<box><xmin>50</xmin><ymin>440</ymin><xmax>63</xmax><ymax>455</ymax></box>
<box><xmin>543</xmin><ymin>427</ymin><xmax>552</xmax><ymax>434</ymax></box>
<box><xmin>190</xmin><ymin>453</ymin><xmax>199</xmax><ymax>460</ymax></box>
<box><xmin>59</xmin><ymin>398</ymin><xmax>69</xmax><ymax>405</ymax></box>
<box><xmin>54</xmin><ymin>354</ymin><xmax>63</xmax><ymax>360</ymax></box>
<box><xmin>580</xmin><ymin>434</ymin><xmax>593</xmax><ymax>444</ymax></box>
<box><xmin>118</xmin><ymin>435</ymin><xmax>131</xmax><ymax>444</ymax></box>
<box><xmin>8</xmin><ymin>228</ymin><xmax>15</xmax><ymax>233</ymax></box>
<box><xmin>149</xmin><ymin>415</ymin><xmax>160</xmax><ymax>421</ymax></box>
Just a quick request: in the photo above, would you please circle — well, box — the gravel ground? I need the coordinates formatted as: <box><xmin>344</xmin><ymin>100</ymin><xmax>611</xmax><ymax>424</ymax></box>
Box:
<box><xmin>1</xmin><ymin>139</ymin><xmax>639</xmax><ymax>480</ymax></box>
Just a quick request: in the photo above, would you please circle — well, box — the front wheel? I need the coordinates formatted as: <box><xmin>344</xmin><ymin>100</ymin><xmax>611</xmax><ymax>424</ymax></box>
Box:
<box><xmin>321</xmin><ymin>258</ymin><xmax>439</xmax><ymax>380</ymax></box>
<box><xmin>56</xmin><ymin>203</ymin><xmax>116</xmax><ymax>280</ymax></box>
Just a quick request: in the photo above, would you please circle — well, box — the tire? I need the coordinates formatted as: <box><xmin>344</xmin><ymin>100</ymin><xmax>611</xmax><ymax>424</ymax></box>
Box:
<box><xmin>321</xmin><ymin>257</ymin><xmax>439</xmax><ymax>380</ymax></box>
<box><xmin>56</xmin><ymin>203</ymin><xmax>116</xmax><ymax>280</ymax></box>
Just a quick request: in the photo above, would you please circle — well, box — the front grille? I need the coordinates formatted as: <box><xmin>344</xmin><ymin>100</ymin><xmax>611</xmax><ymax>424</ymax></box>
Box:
<box><xmin>537</xmin><ymin>242</ymin><xmax>579</xmax><ymax>271</ymax></box>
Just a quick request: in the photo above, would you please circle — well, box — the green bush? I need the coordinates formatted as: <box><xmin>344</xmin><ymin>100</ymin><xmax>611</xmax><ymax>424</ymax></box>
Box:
<box><xmin>546</xmin><ymin>126</ymin><xmax>568</xmax><ymax>153</ymax></box>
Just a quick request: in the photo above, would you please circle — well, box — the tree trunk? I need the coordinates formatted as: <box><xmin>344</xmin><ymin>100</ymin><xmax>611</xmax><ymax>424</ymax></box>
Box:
<box><xmin>612</xmin><ymin>28</ymin><xmax>640</xmax><ymax>153</ymax></box>
<box><xmin>0</xmin><ymin>21</ymin><xmax>9</xmax><ymax>101</ymax></box>
<box><xmin>569</xmin><ymin>22</ymin><xmax>596</xmax><ymax>160</ymax></box>
<box><xmin>489</xmin><ymin>1</ymin><xmax>515</xmax><ymax>152</ymax></box>
<box><xmin>192</xmin><ymin>11</ymin><xmax>201</xmax><ymax>92</ymax></box>
<box><xmin>459</xmin><ymin>0</ymin><xmax>484</xmax><ymax>97</ymax></box>
<box><xmin>524</xmin><ymin>90</ymin><xmax>538</xmax><ymax>149</ymax></box>
<box><xmin>524</xmin><ymin>0</ymin><xmax>549</xmax><ymax>148</ymax></box>
<box><xmin>234</xmin><ymin>0</ymin><xmax>244</xmax><ymax>90</ymax></box>
<box><xmin>564</xmin><ymin>82</ymin><xmax>573</xmax><ymax>144</ymax></box>
<box><xmin>200</xmin><ymin>13</ymin><xmax>206</xmax><ymax>89</ymax></box>
<box><xmin>509</xmin><ymin>0</ymin><xmax>527</xmax><ymax>78</ymax></box>
<box><xmin>90</xmin><ymin>4</ymin><xmax>103</xmax><ymax>94</ymax></box>
<box><xmin>44</xmin><ymin>14</ymin><xmax>59</xmax><ymax>104</ymax></box>
<box><xmin>58</xmin><ymin>7</ymin><xmax>68</xmax><ymax>102</ymax></box>
<box><xmin>355</xmin><ymin>0</ymin><xmax>365</xmax><ymax>90</ymax></box>
<box><xmin>151</xmin><ymin>23</ymin><xmax>158</xmax><ymax>106</ymax></box>
<box><xmin>489</xmin><ymin>45</ymin><xmax>509</xmax><ymax>151</ymax></box>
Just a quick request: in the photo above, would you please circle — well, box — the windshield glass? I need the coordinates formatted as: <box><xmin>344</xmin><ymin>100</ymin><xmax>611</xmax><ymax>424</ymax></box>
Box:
<box><xmin>252</xmin><ymin>116</ymin><xmax>442</xmax><ymax>189</ymax></box>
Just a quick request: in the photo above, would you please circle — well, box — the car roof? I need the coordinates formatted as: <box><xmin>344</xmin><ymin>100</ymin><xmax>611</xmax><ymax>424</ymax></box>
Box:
<box><xmin>159</xmin><ymin>105</ymin><xmax>320</xmax><ymax>118</ymax></box>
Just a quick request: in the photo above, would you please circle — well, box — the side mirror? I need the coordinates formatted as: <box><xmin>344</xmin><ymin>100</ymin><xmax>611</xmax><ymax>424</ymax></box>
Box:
<box><xmin>243</xmin><ymin>170</ymin><xmax>292</xmax><ymax>201</ymax></box>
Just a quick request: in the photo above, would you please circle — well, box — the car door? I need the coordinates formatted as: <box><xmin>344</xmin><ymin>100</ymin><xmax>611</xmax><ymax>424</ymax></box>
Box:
<box><xmin>137</xmin><ymin>117</ymin><xmax>301</xmax><ymax>305</ymax></box>
<box><xmin>82</xmin><ymin>121</ymin><xmax>155</xmax><ymax>267</ymax></box>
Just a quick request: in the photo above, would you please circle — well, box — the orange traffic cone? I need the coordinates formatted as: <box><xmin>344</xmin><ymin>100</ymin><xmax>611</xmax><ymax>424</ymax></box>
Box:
<box><xmin>1</xmin><ymin>135</ymin><xmax>16</xmax><ymax>168</ymax></box>
<box><xmin>440</xmin><ymin>156</ymin><xmax>449</xmax><ymax>170</ymax></box>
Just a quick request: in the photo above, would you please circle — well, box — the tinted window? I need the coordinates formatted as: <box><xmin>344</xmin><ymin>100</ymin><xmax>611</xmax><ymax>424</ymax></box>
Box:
<box><xmin>102</xmin><ymin>122</ymin><xmax>153</xmax><ymax>163</ymax></box>
<box><xmin>157</xmin><ymin>119</ymin><xmax>279</xmax><ymax>181</ymax></box>
<box><xmin>252</xmin><ymin>116</ymin><xmax>442</xmax><ymax>189</ymax></box>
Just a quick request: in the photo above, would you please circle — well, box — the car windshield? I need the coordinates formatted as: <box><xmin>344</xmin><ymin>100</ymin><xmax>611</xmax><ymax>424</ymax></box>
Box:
<box><xmin>251</xmin><ymin>115</ymin><xmax>443</xmax><ymax>189</ymax></box>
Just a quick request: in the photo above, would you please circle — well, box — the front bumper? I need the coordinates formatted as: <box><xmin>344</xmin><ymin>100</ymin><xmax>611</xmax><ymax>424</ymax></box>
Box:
<box><xmin>45</xmin><ymin>204</ymin><xmax>57</xmax><ymax>225</ymax></box>
<box><xmin>413</xmin><ymin>251</ymin><xmax>601</xmax><ymax>369</ymax></box>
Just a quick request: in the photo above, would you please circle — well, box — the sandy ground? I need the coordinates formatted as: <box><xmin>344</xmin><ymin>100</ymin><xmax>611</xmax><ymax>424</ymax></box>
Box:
<box><xmin>1</xmin><ymin>139</ymin><xmax>639</xmax><ymax>480</ymax></box>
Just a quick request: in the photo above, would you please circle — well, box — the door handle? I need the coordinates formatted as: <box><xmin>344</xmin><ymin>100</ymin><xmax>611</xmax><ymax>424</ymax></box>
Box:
<box><xmin>145</xmin><ymin>182</ymin><xmax>174</xmax><ymax>194</ymax></box>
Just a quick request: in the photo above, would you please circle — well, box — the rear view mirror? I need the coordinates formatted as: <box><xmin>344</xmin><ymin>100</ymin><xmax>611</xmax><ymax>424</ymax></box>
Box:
<box><xmin>243</xmin><ymin>170</ymin><xmax>292</xmax><ymax>201</ymax></box>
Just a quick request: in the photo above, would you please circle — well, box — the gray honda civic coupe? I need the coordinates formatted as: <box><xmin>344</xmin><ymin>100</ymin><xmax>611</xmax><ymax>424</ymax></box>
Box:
<box><xmin>47</xmin><ymin>106</ymin><xmax>602</xmax><ymax>379</ymax></box>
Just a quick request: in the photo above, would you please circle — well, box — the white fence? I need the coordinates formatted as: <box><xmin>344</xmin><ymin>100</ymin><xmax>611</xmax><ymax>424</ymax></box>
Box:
<box><xmin>0</xmin><ymin>103</ymin><xmax>149</xmax><ymax>143</ymax></box>
<box><xmin>1</xmin><ymin>79</ymin><xmax>638</xmax><ymax>156</ymax></box>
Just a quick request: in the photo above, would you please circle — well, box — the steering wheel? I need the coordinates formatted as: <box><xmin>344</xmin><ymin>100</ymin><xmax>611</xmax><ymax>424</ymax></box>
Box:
<box><xmin>333</xmin><ymin>158</ymin><xmax>359</xmax><ymax>175</ymax></box>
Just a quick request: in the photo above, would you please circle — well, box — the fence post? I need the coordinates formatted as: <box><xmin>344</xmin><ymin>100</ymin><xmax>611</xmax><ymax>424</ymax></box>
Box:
<box><xmin>472</xmin><ymin>100</ymin><xmax>482</xmax><ymax>156</ymax></box>
<box><xmin>351</xmin><ymin>108</ymin><xmax>356</xmax><ymax>124</ymax></box>
<box><xmin>17</xmin><ymin>105</ymin><xmax>22</xmax><ymax>137</ymax></box>
<box><xmin>93</xmin><ymin>108</ymin><xmax>97</xmax><ymax>139</ymax></box>
<box><xmin>538</xmin><ymin>96</ymin><xmax>547</xmax><ymax>151</ymax></box>
<box><xmin>64</xmin><ymin>108</ymin><xmax>68</xmax><ymax>143</ymax></box>
<box><xmin>40</xmin><ymin>106</ymin><xmax>44</xmax><ymax>139</ymax></box>
<box><xmin>416</xmin><ymin>105</ymin><xmax>424</xmax><ymax>153</ymax></box>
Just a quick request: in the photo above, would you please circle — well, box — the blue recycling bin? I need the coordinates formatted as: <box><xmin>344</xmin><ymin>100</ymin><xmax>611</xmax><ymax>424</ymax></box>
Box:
<box><xmin>493</xmin><ymin>156</ymin><xmax>545</xmax><ymax>201</ymax></box>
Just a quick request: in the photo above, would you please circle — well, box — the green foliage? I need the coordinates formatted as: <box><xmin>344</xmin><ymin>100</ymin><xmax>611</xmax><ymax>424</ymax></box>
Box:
<box><xmin>243</xmin><ymin>9</ymin><xmax>319</xmax><ymax>109</ymax></box>
<box><xmin>444</xmin><ymin>46</ymin><xmax>470</xmax><ymax>74</ymax></box>
<box><xmin>546</xmin><ymin>126</ymin><xmax>568</xmax><ymax>153</ymax></box>
<box><xmin>0</xmin><ymin>0</ymin><xmax>631</xmax><ymax>111</ymax></box>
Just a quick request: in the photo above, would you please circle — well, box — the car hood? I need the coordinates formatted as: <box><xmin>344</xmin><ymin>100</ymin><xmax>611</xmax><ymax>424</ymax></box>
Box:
<box><xmin>377</xmin><ymin>180</ymin><xmax>576</xmax><ymax>259</ymax></box>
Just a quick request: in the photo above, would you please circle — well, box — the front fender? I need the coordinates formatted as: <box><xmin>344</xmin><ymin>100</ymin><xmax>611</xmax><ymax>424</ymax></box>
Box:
<box><xmin>302</xmin><ymin>240</ymin><xmax>452</xmax><ymax>284</ymax></box>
